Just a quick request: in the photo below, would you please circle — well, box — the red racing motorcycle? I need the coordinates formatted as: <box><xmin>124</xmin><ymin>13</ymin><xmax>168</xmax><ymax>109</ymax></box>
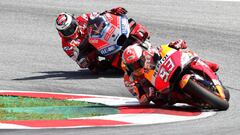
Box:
<box><xmin>82</xmin><ymin>12</ymin><xmax>149</xmax><ymax>72</ymax></box>
<box><xmin>144</xmin><ymin>45</ymin><xmax>230</xmax><ymax>110</ymax></box>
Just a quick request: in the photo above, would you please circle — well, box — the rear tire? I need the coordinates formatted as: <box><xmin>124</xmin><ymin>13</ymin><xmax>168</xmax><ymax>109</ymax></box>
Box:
<box><xmin>183</xmin><ymin>79</ymin><xmax>229</xmax><ymax>110</ymax></box>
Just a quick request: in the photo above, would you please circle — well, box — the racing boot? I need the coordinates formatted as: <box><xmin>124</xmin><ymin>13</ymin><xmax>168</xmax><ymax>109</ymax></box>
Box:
<box><xmin>202</xmin><ymin>59</ymin><xmax>219</xmax><ymax>72</ymax></box>
<box><xmin>147</xmin><ymin>87</ymin><xmax>156</xmax><ymax>99</ymax></box>
<box><xmin>139</xmin><ymin>94</ymin><xmax>150</xmax><ymax>105</ymax></box>
<box><xmin>148</xmin><ymin>87</ymin><xmax>168</xmax><ymax>106</ymax></box>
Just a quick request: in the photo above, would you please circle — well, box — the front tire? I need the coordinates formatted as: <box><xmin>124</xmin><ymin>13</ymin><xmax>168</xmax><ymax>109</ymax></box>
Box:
<box><xmin>223</xmin><ymin>86</ymin><xmax>230</xmax><ymax>101</ymax></box>
<box><xmin>183</xmin><ymin>79</ymin><xmax>229</xmax><ymax>110</ymax></box>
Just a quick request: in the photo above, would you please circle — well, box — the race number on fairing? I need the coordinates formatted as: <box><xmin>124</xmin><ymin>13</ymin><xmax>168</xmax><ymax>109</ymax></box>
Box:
<box><xmin>159</xmin><ymin>58</ymin><xmax>175</xmax><ymax>82</ymax></box>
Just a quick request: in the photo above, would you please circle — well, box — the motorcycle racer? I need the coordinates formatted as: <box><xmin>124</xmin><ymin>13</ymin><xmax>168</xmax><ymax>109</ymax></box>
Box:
<box><xmin>122</xmin><ymin>43</ymin><xmax>162</xmax><ymax>105</ymax></box>
<box><xmin>122</xmin><ymin>39</ymin><xmax>219</xmax><ymax>105</ymax></box>
<box><xmin>55</xmin><ymin>7</ymin><xmax>128</xmax><ymax>73</ymax></box>
<box><xmin>55</xmin><ymin>7</ymin><xmax>149</xmax><ymax>73</ymax></box>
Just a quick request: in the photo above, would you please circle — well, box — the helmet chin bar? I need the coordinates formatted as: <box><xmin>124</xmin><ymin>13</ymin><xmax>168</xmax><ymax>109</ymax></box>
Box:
<box><xmin>59</xmin><ymin>26</ymin><xmax>80</xmax><ymax>39</ymax></box>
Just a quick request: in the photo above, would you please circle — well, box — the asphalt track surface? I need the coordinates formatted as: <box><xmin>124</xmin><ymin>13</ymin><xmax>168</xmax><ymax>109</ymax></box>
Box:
<box><xmin>0</xmin><ymin>0</ymin><xmax>240</xmax><ymax>134</ymax></box>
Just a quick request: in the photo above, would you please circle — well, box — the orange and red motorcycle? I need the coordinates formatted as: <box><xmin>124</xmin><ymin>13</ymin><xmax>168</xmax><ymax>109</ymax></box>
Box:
<box><xmin>144</xmin><ymin>45</ymin><xmax>230</xmax><ymax>110</ymax></box>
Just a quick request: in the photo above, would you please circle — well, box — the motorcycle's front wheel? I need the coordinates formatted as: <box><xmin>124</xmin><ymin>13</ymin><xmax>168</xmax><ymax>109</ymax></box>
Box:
<box><xmin>223</xmin><ymin>86</ymin><xmax>230</xmax><ymax>101</ymax></box>
<box><xmin>183</xmin><ymin>78</ymin><xmax>229</xmax><ymax>110</ymax></box>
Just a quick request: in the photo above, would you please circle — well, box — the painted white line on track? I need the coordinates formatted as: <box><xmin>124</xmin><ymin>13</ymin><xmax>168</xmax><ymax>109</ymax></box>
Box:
<box><xmin>74</xmin><ymin>97</ymin><xmax>139</xmax><ymax>106</ymax></box>
<box><xmin>74</xmin><ymin>112</ymin><xmax>215</xmax><ymax>125</ymax></box>
<box><xmin>0</xmin><ymin>123</ymin><xmax>31</xmax><ymax>129</ymax></box>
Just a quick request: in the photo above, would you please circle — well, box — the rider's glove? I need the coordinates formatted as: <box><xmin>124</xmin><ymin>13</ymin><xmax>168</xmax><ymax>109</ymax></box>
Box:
<box><xmin>168</xmin><ymin>39</ymin><xmax>187</xmax><ymax>50</ymax></box>
<box><xmin>109</xmin><ymin>7</ymin><xmax>127</xmax><ymax>15</ymax></box>
<box><xmin>70</xmin><ymin>39</ymin><xmax>81</xmax><ymax>47</ymax></box>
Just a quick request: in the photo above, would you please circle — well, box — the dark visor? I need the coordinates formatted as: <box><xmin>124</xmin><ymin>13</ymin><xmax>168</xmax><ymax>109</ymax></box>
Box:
<box><xmin>59</xmin><ymin>19</ymin><xmax>78</xmax><ymax>37</ymax></box>
<box><xmin>126</xmin><ymin>58</ymin><xmax>145</xmax><ymax>72</ymax></box>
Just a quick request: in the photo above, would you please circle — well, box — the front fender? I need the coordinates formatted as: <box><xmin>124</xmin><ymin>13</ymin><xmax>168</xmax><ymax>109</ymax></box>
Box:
<box><xmin>190</xmin><ymin>59</ymin><xmax>217</xmax><ymax>80</ymax></box>
<box><xmin>189</xmin><ymin>59</ymin><xmax>226</xmax><ymax>99</ymax></box>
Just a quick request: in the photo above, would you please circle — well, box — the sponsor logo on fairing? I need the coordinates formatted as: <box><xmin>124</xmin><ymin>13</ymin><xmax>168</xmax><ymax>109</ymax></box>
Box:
<box><xmin>63</xmin><ymin>46</ymin><xmax>73</xmax><ymax>51</ymax></box>
<box><xmin>100</xmin><ymin>45</ymin><xmax>121</xmax><ymax>56</ymax></box>
<box><xmin>104</xmin><ymin>26</ymin><xmax>116</xmax><ymax>41</ymax></box>
<box><xmin>105</xmin><ymin>13</ymin><xmax>113</xmax><ymax>21</ymax></box>
<box><xmin>153</xmin><ymin>55</ymin><xmax>169</xmax><ymax>77</ymax></box>
<box><xmin>121</xmin><ymin>17</ymin><xmax>129</xmax><ymax>35</ymax></box>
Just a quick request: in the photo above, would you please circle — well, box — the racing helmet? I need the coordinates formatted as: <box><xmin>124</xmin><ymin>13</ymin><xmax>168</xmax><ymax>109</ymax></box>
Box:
<box><xmin>122</xmin><ymin>44</ymin><xmax>146</xmax><ymax>75</ymax></box>
<box><xmin>55</xmin><ymin>12</ymin><xmax>79</xmax><ymax>39</ymax></box>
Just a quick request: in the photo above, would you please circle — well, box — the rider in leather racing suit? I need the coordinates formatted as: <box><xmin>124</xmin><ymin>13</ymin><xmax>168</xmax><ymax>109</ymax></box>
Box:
<box><xmin>55</xmin><ymin>7</ymin><xmax>149</xmax><ymax>73</ymax></box>
<box><xmin>122</xmin><ymin>39</ymin><xmax>219</xmax><ymax>105</ymax></box>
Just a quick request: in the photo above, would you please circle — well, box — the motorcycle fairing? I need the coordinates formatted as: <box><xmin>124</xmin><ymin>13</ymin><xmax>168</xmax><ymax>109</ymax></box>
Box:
<box><xmin>145</xmin><ymin>45</ymin><xmax>181</xmax><ymax>92</ymax></box>
<box><xmin>189</xmin><ymin>59</ymin><xmax>225</xmax><ymax>99</ymax></box>
<box><xmin>88</xmin><ymin>13</ymin><xmax>130</xmax><ymax>56</ymax></box>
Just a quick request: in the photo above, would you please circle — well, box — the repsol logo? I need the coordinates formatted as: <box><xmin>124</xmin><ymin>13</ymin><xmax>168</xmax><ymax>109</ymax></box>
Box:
<box><xmin>159</xmin><ymin>55</ymin><xmax>169</xmax><ymax>65</ymax></box>
<box><xmin>153</xmin><ymin>55</ymin><xmax>169</xmax><ymax>77</ymax></box>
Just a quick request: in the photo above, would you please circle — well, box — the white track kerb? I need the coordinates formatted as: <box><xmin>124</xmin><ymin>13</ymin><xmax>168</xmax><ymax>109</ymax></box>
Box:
<box><xmin>0</xmin><ymin>90</ymin><xmax>216</xmax><ymax>129</ymax></box>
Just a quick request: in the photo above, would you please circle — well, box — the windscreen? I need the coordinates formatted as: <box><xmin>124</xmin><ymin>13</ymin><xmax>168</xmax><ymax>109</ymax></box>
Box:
<box><xmin>88</xmin><ymin>16</ymin><xmax>108</xmax><ymax>36</ymax></box>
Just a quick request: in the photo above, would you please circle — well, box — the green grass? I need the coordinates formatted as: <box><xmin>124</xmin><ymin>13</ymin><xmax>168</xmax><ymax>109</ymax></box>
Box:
<box><xmin>0</xmin><ymin>96</ymin><xmax>91</xmax><ymax>107</ymax></box>
<box><xmin>0</xmin><ymin>96</ymin><xmax>118</xmax><ymax>120</ymax></box>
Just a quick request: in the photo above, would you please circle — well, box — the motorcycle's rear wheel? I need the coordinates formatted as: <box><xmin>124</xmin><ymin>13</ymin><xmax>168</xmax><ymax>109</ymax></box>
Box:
<box><xmin>183</xmin><ymin>79</ymin><xmax>229</xmax><ymax>110</ymax></box>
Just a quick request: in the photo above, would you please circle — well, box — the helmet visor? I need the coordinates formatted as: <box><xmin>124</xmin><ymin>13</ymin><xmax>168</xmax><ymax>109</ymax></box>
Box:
<box><xmin>59</xmin><ymin>19</ymin><xmax>78</xmax><ymax>37</ymax></box>
<box><xmin>126</xmin><ymin>58</ymin><xmax>145</xmax><ymax>72</ymax></box>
